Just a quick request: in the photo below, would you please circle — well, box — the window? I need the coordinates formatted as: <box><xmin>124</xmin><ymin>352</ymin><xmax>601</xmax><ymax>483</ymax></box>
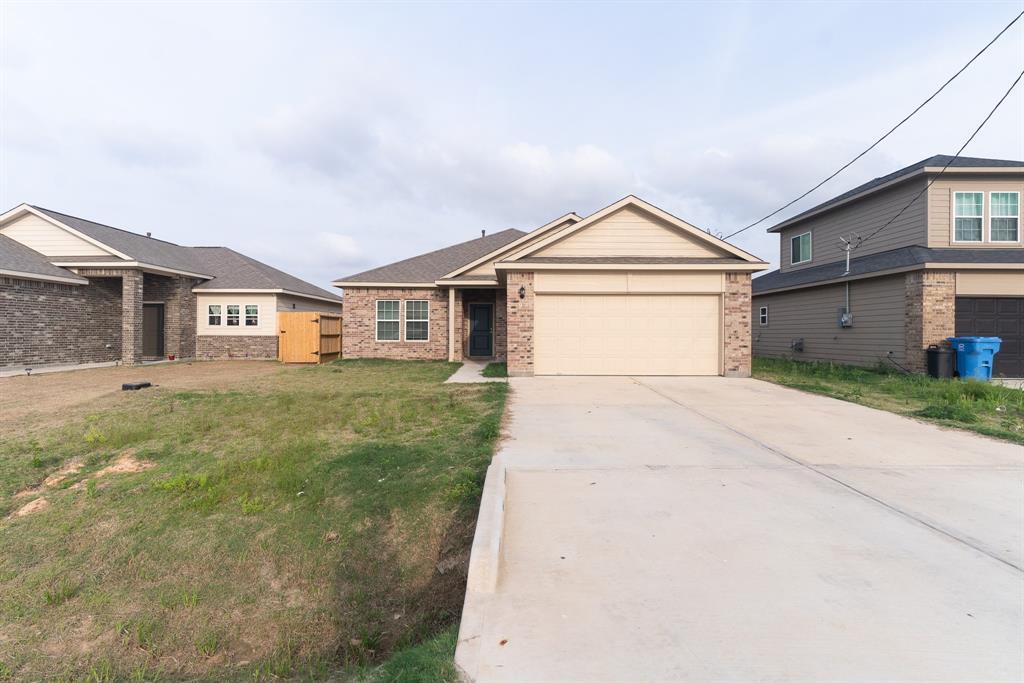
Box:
<box><xmin>990</xmin><ymin>191</ymin><xmax>1019</xmax><ymax>242</ymax></box>
<box><xmin>954</xmin><ymin>191</ymin><xmax>983</xmax><ymax>242</ymax></box>
<box><xmin>226</xmin><ymin>304</ymin><xmax>240</xmax><ymax>326</ymax></box>
<box><xmin>791</xmin><ymin>232</ymin><xmax>812</xmax><ymax>264</ymax></box>
<box><xmin>405</xmin><ymin>300</ymin><xmax>429</xmax><ymax>341</ymax></box>
<box><xmin>208</xmin><ymin>304</ymin><xmax>222</xmax><ymax>326</ymax></box>
<box><xmin>376</xmin><ymin>300</ymin><xmax>399</xmax><ymax>341</ymax></box>
<box><xmin>759</xmin><ymin>306</ymin><xmax>768</xmax><ymax>327</ymax></box>
<box><xmin>245</xmin><ymin>304</ymin><xmax>259</xmax><ymax>326</ymax></box>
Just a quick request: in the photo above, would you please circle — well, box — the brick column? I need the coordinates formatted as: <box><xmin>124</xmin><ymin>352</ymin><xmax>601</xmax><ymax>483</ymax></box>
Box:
<box><xmin>494</xmin><ymin>288</ymin><xmax>508</xmax><ymax>361</ymax></box>
<box><xmin>122</xmin><ymin>270</ymin><xmax>143</xmax><ymax>365</ymax></box>
<box><xmin>167</xmin><ymin>276</ymin><xmax>196</xmax><ymax>359</ymax></box>
<box><xmin>506</xmin><ymin>271</ymin><xmax>534</xmax><ymax>376</ymax></box>
<box><xmin>723</xmin><ymin>272</ymin><xmax>752</xmax><ymax>378</ymax></box>
<box><xmin>905</xmin><ymin>270</ymin><xmax>955</xmax><ymax>373</ymax></box>
<box><xmin>452</xmin><ymin>289</ymin><xmax>465</xmax><ymax>361</ymax></box>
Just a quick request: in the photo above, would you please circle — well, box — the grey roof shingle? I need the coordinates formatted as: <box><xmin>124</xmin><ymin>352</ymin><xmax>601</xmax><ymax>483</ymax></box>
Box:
<box><xmin>753</xmin><ymin>246</ymin><xmax>1024</xmax><ymax>294</ymax></box>
<box><xmin>0</xmin><ymin>234</ymin><xmax>88</xmax><ymax>283</ymax></box>
<box><xmin>190</xmin><ymin>248</ymin><xmax>341</xmax><ymax>300</ymax></box>
<box><xmin>336</xmin><ymin>229</ymin><xmax>526</xmax><ymax>284</ymax></box>
<box><xmin>768</xmin><ymin>155</ymin><xmax>1024</xmax><ymax>233</ymax></box>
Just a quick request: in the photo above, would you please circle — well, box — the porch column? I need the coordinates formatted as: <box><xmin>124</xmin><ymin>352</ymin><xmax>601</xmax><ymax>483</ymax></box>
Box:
<box><xmin>122</xmin><ymin>270</ymin><xmax>144</xmax><ymax>365</ymax></box>
<box><xmin>448</xmin><ymin>288</ymin><xmax>456</xmax><ymax>361</ymax></box>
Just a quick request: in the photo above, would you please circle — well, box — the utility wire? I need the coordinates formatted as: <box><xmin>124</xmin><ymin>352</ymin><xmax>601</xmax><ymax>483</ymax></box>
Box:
<box><xmin>858</xmin><ymin>67</ymin><xmax>1024</xmax><ymax>246</ymax></box>
<box><xmin>723</xmin><ymin>9</ymin><xmax>1024</xmax><ymax>240</ymax></box>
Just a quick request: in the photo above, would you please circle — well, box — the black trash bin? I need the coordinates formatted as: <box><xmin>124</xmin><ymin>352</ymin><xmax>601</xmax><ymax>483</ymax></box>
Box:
<box><xmin>926</xmin><ymin>344</ymin><xmax>954</xmax><ymax>379</ymax></box>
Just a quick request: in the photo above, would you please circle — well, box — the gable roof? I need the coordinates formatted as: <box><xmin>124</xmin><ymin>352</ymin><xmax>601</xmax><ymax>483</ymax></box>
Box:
<box><xmin>0</xmin><ymin>234</ymin><xmax>89</xmax><ymax>284</ymax></box>
<box><xmin>768</xmin><ymin>155</ymin><xmax>1024</xmax><ymax>233</ymax></box>
<box><xmin>752</xmin><ymin>246</ymin><xmax>1024</xmax><ymax>295</ymax></box>
<box><xmin>334</xmin><ymin>229</ymin><xmax>526</xmax><ymax>285</ymax></box>
<box><xmin>191</xmin><ymin>247</ymin><xmax>342</xmax><ymax>301</ymax></box>
<box><xmin>505</xmin><ymin>196</ymin><xmax>766</xmax><ymax>264</ymax></box>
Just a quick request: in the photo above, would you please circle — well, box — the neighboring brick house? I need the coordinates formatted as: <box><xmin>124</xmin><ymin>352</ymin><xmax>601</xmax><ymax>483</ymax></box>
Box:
<box><xmin>0</xmin><ymin>204</ymin><xmax>341</xmax><ymax>369</ymax></box>
<box><xmin>334</xmin><ymin>196</ymin><xmax>767</xmax><ymax>377</ymax></box>
<box><xmin>752</xmin><ymin>156</ymin><xmax>1024</xmax><ymax>377</ymax></box>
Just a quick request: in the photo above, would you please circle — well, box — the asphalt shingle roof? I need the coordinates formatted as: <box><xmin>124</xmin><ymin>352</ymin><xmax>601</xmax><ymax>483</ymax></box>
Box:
<box><xmin>753</xmin><ymin>246</ymin><xmax>1024</xmax><ymax>294</ymax></box>
<box><xmin>190</xmin><ymin>248</ymin><xmax>341</xmax><ymax>300</ymax></box>
<box><xmin>0</xmin><ymin>234</ymin><xmax>88</xmax><ymax>283</ymax></box>
<box><xmin>768</xmin><ymin>155</ymin><xmax>1024</xmax><ymax>232</ymax></box>
<box><xmin>336</xmin><ymin>229</ymin><xmax>527</xmax><ymax>283</ymax></box>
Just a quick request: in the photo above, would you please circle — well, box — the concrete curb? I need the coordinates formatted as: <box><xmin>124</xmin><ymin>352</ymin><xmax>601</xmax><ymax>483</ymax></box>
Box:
<box><xmin>454</xmin><ymin>452</ymin><xmax>508</xmax><ymax>682</ymax></box>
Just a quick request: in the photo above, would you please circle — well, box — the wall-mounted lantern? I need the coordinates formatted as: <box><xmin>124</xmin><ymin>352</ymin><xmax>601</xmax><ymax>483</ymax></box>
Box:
<box><xmin>518</xmin><ymin>285</ymin><xmax>526</xmax><ymax>300</ymax></box>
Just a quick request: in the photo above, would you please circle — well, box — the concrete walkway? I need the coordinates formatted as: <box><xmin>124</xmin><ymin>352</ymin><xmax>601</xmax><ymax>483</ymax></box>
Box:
<box><xmin>445</xmin><ymin>360</ymin><xmax>507</xmax><ymax>384</ymax></box>
<box><xmin>457</xmin><ymin>377</ymin><xmax>1024</xmax><ymax>682</ymax></box>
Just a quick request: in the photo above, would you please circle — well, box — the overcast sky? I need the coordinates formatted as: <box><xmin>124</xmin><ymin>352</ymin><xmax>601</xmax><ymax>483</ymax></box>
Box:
<box><xmin>2</xmin><ymin>1</ymin><xmax>1022</xmax><ymax>289</ymax></box>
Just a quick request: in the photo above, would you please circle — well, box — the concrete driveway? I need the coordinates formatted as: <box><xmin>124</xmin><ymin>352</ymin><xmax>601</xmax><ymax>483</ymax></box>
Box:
<box><xmin>456</xmin><ymin>377</ymin><xmax>1024</xmax><ymax>682</ymax></box>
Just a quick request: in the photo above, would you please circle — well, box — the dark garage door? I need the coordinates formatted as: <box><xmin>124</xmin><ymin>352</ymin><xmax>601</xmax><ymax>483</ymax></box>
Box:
<box><xmin>955</xmin><ymin>297</ymin><xmax>1023</xmax><ymax>378</ymax></box>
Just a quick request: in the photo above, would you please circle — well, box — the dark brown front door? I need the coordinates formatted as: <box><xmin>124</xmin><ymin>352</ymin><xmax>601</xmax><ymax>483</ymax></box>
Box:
<box><xmin>143</xmin><ymin>304</ymin><xmax>165</xmax><ymax>358</ymax></box>
<box><xmin>468</xmin><ymin>304</ymin><xmax>493</xmax><ymax>357</ymax></box>
<box><xmin>955</xmin><ymin>297</ymin><xmax>1023</xmax><ymax>377</ymax></box>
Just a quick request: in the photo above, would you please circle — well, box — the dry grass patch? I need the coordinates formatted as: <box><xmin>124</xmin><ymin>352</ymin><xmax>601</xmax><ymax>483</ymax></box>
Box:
<box><xmin>0</xmin><ymin>360</ymin><xmax>507</xmax><ymax>680</ymax></box>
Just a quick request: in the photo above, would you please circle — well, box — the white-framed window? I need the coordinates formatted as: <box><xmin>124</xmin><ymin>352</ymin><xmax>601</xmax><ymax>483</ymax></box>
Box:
<box><xmin>953</xmin><ymin>191</ymin><xmax>984</xmax><ymax>242</ymax></box>
<box><xmin>376</xmin><ymin>300</ymin><xmax>399</xmax><ymax>341</ymax></box>
<box><xmin>207</xmin><ymin>304</ymin><xmax>222</xmax><ymax>326</ymax></box>
<box><xmin>405</xmin><ymin>300</ymin><xmax>429</xmax><ymax>341</ymax></box>
<box><xmin>759</xmin><ymin>306</ymin><xmax>769</xmax><ymax>327</ymax></box>
<box><xmin>245</xmin><ymin>304</ymin><xmax>259</xmax><ymax>326</ymax></box>
<box><xmin>226</xmin><ymin>304</ymin><xmax>240</xmax><ymax>326</ymax></box>
<box><xmin>791</xmin><ymin>232</ymin><xmax>812</xmax><ymax>264</ymax></box>
<box><xmin>990</xmin><ymin>191</ymin><xmax>1019</xmax><ymax>242</ymax></box>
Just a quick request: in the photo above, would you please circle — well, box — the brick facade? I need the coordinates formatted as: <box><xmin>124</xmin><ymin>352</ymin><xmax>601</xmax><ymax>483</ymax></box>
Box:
<box><xmin>452</xmin><ymin>289</ymin><xmax>465</xmax><ymax>361</ymax></box>
<box><xmin>505</xmin><ymin>272</ymin><xmax>535</xmax><ymax>376</ymax></box>
<box><xmin>197</xmin><ymin>335</ymin><xmax>278</xmax><ymax>360</ymax></box>
<box><xmin>122</xmin><ymin>270</ymin><xmax>144</xmax><ymax>365</ymax></box>
<box><xmin>0</xmin><ymin>276</ymin><xmax>122</xmax><ymax>368</ymax></box>
<box><xmin>342</xmin><ymin>288</ymin><xmax>449</xmax><ymax>360</ymax></box>
<box><xmin>143</xmin><ymin>273</ymin><xmax>198</xmax><ymax>359</ymax></box>
<box><xmin>905</xmin><ymin>270</ymin><xmax>956</xmax><ymax>373</ymax></box>
<box><xmin>723</xmin><ymin>272</ymin><xmax>752</xmax><ymax>377</ymax></box>
<box><xmin>457</xmin><ymin>289</ymin><xmax>507</xmax><ymax>361</ymax></box>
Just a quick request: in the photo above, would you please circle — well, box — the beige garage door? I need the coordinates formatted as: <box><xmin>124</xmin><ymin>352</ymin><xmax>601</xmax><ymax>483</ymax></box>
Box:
<box><xmin>534</xmin><ymin>294</ymin><xmax>720</xmax><ymax>375</ymax></box>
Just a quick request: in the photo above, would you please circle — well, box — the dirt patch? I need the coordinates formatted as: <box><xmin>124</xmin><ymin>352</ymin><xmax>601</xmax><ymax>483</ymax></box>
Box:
<box><xmin>10</xmin><ymin>497</ymin><xmax>49</xmax><ymax>518</ymax></box>
<box><xmin>94</xmin><ymin>450</ymin><xmax>154</xmax><ymax>477</ymax></box>
<box><xmin>43</xmin><ymin>458</ymin><xmax>84</xmax><ymax>488</ymax></box>
<box><xmin>0</xmin><ymin>361</ymin><xmax>285</xmax><ymax>434</ymax></box>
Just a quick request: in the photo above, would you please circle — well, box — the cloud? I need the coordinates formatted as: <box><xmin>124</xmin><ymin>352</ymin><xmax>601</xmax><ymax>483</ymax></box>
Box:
<box><xmin>314</xmin><ymin>232</ymin><xmax>363</xmax><ymax>263</ymax></box>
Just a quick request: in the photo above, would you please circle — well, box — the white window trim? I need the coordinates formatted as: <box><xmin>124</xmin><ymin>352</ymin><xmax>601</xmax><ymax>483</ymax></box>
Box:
<box><xmin>244</xmin><ymin>303</ymin><xmax>260</xmax><ymax>327</ymax></box>
<box><xmin>375</xmin><ymin>299</ymin><xmax>400</xmax><ymax>342</ymax></box>
<box><xmin>759</xmin><ymin>305</ymin><xmax>769</xmax><ymax>327</ymax></box>
<box><xmin>988</xmin><ymin>190</ymin><xmax>1020</xmax><ymax>244</ymax></box>
<box><xmin>791</xmin><ymin>231</ymin><xmax>812</xmax><ymax>265</ymax></box>
<box><xmin>951</xmin><ymin>190</ymin><xmax>985</xmax><ymax>244</ymax></box>
<box><xmin>225</xmin><ymin>303</ymin><xmax>241</xmax><ymax>327</ymax></box>
<box><xmin>404</xmin><ymin>299</ymin><xmax>430</xmax><ymax>342</ymax></box>
<box><xmin>207</xmin><ymin>303</ymin><xmax>222</xmax><ymax>326</ymax></box>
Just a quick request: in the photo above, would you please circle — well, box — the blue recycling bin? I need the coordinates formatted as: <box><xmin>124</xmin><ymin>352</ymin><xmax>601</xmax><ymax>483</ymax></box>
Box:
<box><xmin>947</xmin><ymin>337</ymin><xmax>1002</xmax><ymax>381</ymax></box>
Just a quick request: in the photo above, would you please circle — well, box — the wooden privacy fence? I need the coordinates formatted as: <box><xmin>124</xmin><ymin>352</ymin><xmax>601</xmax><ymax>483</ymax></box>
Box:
<box><xmin>278</xmin><ymin>312</ymin><xmax>342</xmax><ymax>363</ymax></box>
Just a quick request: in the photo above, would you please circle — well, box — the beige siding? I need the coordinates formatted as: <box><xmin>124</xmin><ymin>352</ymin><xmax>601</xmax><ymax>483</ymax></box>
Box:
<box><xmin>465</xmin><ymin>219</ymin><xmax>579</xmax><ymax>277</ymax></box>
<box><xmin>536</xmin><ymin>206</ymin><xmax>728</xmax><ymax>258</ymax></box>
<box><xmin>0</xmin><ymin>213</ymin><xmax>112</xmax><ymax>257</ymax></box>
<box><xmin>956</xmin><ymin>271</ymin><xmax>1024</xmax><ymax>296</ymax></box>
<box><xmin>196</xmin><ymin>293</ymin><xmax>278</xmax><ymax>336</ymax></box>
<box><xmin>779</xmin><ymin>179</ymin><xmax>928</xmax><ymax>272</ymax></box>
<box><xmin>275</xmin><ymin>293</ymin><xmax>343</xmax><ymax>314</ymax></box>
<box><xmin>928</xmin><ymin>175</ymin><xmax>1024</xmax><ymax>248</ymax></box>
<box><xmin>535</xmin><ymin>271</ymin><xmax>724</xmax><ymax>293</ymax></box>
<box><xmin>752</xmin><ymin>274</ymin><xmax>906</xmax><ymax>367</ymax></box>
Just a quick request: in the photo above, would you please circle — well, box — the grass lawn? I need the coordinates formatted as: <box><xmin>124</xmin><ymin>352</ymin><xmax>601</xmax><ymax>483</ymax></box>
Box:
<box><xmin>0</xmin><ymin>359</ymin><xmax>506</xmax><ymax>681</ymax></box>
<box><xmin>753</xmin><ymin>357</ymin><xmax>1024</xmax><ymax>444</ymax></box>
<box><xmin>480</xmin><ymin>362</ymin><xmax>507</xmax><ymax>378</ymax></box>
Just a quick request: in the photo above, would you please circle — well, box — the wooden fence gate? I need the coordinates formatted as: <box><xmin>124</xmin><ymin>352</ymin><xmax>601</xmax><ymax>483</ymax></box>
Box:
<box><xmin>278</xmin><ymin>312</ymin><xmax>342</xmax><ymax>363</ymax></box>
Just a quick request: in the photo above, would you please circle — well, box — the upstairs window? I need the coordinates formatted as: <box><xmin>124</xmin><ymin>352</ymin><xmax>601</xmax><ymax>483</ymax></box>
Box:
<box><xmin>990</xmin><ymin>192</ymin><xmax>1019</xmax><ymax>242</ymax></box>
<box><xmin>791</xmin><ymin>232</ymin><xmax>812</xmax><ymax>264</ymax></box>
<box><xmin>376</xmin><ymin>300</ymin><xmax>399</xmax><ymax>341</ymax></box>
<box><xmin>954</xmin><ymin>192</ymin><xmax>983</xmax><ymax>242</ymax></box>
<box><xmin>245</xmin><ymin>304</ymin><xmax>259</xmax><ymax>326</ymax></box>
<box><xmin>226</xmin><ymin>304</ymin><xmax>240</xmax><ymax>326</ymax></box>
<box><xmin>208</xmin><ymin>304</ymin><xmax>222</xmax><ymax>326</ymax></box>
<box><xmin>405</xmin><ymin>300</ymin><xmax>429</xmax><ymax>341</ymax></box>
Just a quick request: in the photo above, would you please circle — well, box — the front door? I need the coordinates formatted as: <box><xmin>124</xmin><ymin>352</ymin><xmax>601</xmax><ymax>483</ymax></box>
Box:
<box><xmin>142</xmin><ymin>304</ymin><xmax>165</xmax><ymax>358</ymax></box>
<box><xmin>468</xmin><ymin>304</ymin><xmax>493</xmax><ymax>358</ymax></box>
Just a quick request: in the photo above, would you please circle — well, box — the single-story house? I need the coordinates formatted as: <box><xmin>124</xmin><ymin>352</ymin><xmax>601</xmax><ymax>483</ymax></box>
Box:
<box><xmin>334</xmin><ymin>196</ymin><xmax>768</xmax><ymax>376</ymax></box>
<box><xmin>0</xmin><ymin>204</ymin><xmax>342</xmax><ymax>368</ymax></box>
<box><xmin>751</xmin><ymin>155</ymin><xmax>1024</xmax><ymax>377</ymax></box>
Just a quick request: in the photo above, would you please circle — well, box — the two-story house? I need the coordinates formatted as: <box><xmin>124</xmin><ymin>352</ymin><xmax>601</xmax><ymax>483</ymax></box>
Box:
<box><xmin>751</xmin><ymin>155</ymin><xmax>1023</xmax><ymax>377</ymax></box>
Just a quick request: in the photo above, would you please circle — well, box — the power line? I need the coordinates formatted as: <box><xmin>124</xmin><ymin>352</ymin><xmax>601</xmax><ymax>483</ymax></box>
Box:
<box><xmin>857</xmin><ymin>67</ymin><xmax>1024</xmax><ymax>247</ymax></box>
<box><xmin>723</xmin><ymin>9</ymin><xmax>1024</xmax><ymax>240</ymax></box>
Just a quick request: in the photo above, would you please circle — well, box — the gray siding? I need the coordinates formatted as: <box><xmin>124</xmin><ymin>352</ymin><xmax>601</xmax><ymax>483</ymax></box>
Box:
<box><xmin>752</xmin><ymin>274</ymin><xmax>907</xmax><ymax>368</ymax></box>
<box><xmin>779</xmin><ymin>179</ymin><xmax>928</xmax><ymax>272</ymax></box>
<box><xmin>276</xmin><ymin>294</ymin><xmax>343</xmax><ymax>313</ymax></box>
